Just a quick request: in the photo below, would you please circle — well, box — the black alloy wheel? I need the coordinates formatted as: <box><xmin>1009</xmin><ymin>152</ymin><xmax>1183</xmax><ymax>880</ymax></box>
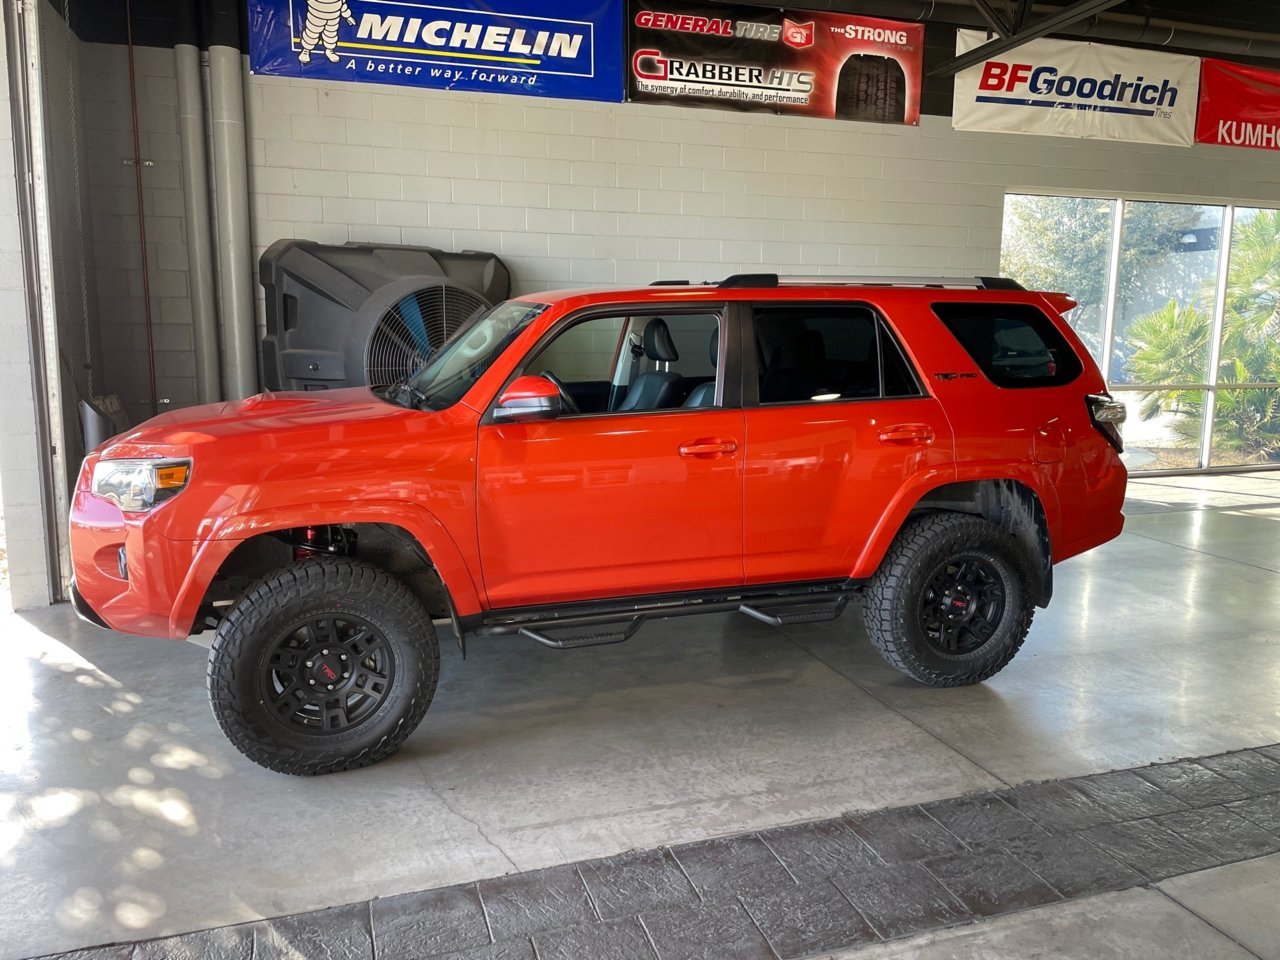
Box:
<box><xmin>259</xmin><ymin>614</ymin><xmax>396</xmax><ymax>734</ymax></box>
<box><xmin>919</xmin><ymin>555</ymin><xmax>1007</xmax><ymax>656</ymax></box>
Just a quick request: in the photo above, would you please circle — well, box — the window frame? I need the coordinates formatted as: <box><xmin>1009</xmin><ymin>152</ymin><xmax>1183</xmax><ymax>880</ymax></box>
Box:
<box><xmin>742</xmin><ymin>300</ymin><xmax>926</xmax><ymax>409</ymax></box>
<box><xmin>484</xmin><ymin>301</ymin><xmax>737</xmax><ymax>423</ymax></box>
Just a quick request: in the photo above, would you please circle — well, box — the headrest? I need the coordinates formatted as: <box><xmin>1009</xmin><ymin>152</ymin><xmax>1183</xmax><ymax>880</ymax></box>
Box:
<box><xmin>709</xmin><ymin>326</ymin><xmax>720</xmax><ymax>368</ymax></box>
<box><xmin>644</xmin><ymin>318</ymin><xmax>679</xmax><ymax>363</ymax></box>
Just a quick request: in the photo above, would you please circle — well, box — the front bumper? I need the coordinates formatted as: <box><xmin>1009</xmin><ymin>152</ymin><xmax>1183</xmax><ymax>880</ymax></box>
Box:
<box><xmin>69</xmin><ymin>577</ymin><xmax>110</xmax><ymax>629</ymax></box>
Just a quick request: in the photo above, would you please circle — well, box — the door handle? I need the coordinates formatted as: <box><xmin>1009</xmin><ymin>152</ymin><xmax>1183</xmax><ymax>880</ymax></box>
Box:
<box><xmin>877</xmin><ymin>424</ymin><xmax>935</xmax><ymax>446</ymax></box>
<box><xmin>679</xmin><ymin>438</ymin><xmax>739</xmax><ymax>458</ymax></box>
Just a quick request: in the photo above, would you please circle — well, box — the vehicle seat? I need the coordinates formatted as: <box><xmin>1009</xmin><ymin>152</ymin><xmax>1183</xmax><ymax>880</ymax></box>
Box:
<box><xmin>682</xmin><ymin>327</ymin><xmax>720</xmax><ymax>408</ymax></box>
<box><xmin>617</xmin><ymin>318</ymin><xmax>683</xmax><ymax>411</ymax></box>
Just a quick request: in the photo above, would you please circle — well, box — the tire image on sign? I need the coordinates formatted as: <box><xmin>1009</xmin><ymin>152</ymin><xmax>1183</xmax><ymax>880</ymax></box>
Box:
<box><xmin>835</xmin><ymin>55</ymin><xmax>907</xmax><ymax>123</ymax></box>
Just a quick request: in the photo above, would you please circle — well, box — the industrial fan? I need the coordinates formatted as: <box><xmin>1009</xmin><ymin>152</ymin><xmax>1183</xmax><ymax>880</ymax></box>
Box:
<box><xmin>259</xmin><ymin>240</ymin><xmax>511</xmax><ymax>392</ymax></box>
<box><xmin>365</xmin><ymin>284</ymin><xmax>491</xmax><ymax>387</ymax></box>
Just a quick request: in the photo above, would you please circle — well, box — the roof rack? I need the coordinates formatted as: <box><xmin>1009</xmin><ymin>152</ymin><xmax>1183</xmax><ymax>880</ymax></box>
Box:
<box><xmin>717</xmin><ymin>274</ymin><xmax>1025</xmax><ymax>291</ymax></box>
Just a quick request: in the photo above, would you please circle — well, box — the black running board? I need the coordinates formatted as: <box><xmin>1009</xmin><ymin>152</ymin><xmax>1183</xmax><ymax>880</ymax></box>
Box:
<box><xmin>476</xmin><ymin>580</ymin><xmax>858</xmax><ymax>650</ymax></box>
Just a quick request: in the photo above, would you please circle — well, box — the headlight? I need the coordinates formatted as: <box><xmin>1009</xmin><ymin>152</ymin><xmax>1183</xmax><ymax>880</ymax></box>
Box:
<box><xmin>92</xmin><ymin>459</ymin><xmax>191</xmax><ymax>512</ymax></box>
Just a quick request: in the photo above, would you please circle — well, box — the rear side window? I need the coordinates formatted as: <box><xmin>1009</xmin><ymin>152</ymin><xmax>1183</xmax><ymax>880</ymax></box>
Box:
<box><xmin>933</xmin><ymin>303</ymin><xmax>1083</xmax><ymax>388</ymax></box>
<box><xmin>753</xmin><ymin>305</ymin><xmax>922</xmax><ymax>404</ymax></box>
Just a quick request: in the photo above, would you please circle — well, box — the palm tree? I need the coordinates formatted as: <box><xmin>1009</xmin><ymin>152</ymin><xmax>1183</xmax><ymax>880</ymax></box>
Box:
<box><xmin>1129</xmin><ymin>209</ymin><xmax>1280</xmax><ymax>463</ymax></box>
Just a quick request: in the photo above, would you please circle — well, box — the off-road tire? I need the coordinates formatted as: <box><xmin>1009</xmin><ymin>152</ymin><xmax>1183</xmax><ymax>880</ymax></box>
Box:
<box><xmin>835</xmin><ymin>55</ymin><xmax>907</xmax><ymax>123</ymax></box>
<box><xmin>208</xmin><ymin>559</ymin><xmax>439</xmax><ymax>775</ymax></box>
<box><xmin>863</xmin><ymin>513</ymin><xmax>1034</xmax><ymax>686</ymax></box>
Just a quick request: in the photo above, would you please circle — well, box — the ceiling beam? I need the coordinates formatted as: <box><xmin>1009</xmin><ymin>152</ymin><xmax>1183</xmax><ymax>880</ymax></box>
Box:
<box><xmin>971</xmin><ymin>0</ymin><xmax>1012</xmax><ymax>37</ymax></box>
<box><xmin>929</xmin><ymin>0</ymin><xmax>1128</xmax><ymax>76</ymax></box>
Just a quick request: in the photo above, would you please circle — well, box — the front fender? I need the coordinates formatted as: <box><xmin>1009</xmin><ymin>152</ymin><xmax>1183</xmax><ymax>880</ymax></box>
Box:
<box><xmin>168</xmin><ymin>500</ymin><xmax>484</xmax><ymax>637</ymax></box>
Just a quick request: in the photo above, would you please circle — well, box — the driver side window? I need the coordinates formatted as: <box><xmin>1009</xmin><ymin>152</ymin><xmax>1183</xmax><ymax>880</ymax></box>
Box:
<box><xmin>525</xmin><ymin>313</ymin><xmax>722</xmax><ymax>415</ymax></box>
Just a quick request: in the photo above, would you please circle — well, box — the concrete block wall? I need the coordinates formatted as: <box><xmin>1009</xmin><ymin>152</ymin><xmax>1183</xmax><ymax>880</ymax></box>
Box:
<box><xmin>0</xmin><ymin>16</ymin><xmax>54</xmax><ymax>609</ymax></box>
<box><xmin>242</xmin><ymin>74</ymin><xmax>1280</xmax><ymax>309</ymax></box>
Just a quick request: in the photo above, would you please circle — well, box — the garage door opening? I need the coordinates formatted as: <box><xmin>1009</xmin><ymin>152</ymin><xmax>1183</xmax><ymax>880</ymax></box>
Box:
<box><xmin>1002</xmin><ymin>194</ymin><xmax>1280</xmax><ymax>475</ymax></box>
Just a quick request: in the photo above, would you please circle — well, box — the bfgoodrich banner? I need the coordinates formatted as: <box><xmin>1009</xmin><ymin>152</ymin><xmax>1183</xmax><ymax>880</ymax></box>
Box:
<box><xmin>1197</xmin><ymin>59</ymin><xmax>1280</xmax><ymax>151</ymax></box>
<box><xmin>248</xmin><ymin>0</ymin><xmax>625</xmax><ymax>103</ymax></box>
<box><xmin>952</xmin><ymin>29</ymin><xmax>1199</xmax><ymax>146</ymax></box>
<box><xmin>629</xmin><ymin>2</ymin><xmax>924</xmax><ymax>124</ymax></box>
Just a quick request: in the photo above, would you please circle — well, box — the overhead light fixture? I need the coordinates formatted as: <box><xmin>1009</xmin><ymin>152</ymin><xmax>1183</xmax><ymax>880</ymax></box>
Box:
<box><xmin>811</xmin><ymin>392</ymin><xmax>841</xmax><ymax>401</ymax></box>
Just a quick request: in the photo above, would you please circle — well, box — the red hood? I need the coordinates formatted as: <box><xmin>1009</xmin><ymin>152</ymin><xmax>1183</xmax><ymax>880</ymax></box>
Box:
<box><xmin>99</xmin><ymin>388</ymin><xmax>417</xmax><ymax>458</ymax></box>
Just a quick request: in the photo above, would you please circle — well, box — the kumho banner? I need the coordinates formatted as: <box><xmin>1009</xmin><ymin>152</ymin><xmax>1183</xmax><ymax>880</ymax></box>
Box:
<box><xmin>628</xmin><ymin>1</ymin><xmax>924</xmax><ymax>125</ymax></box>
<box><xmin>952</xmin><ymin>29</ymin><xmax>1199</xmax><ymax>146</ymax></box>
<box><xmin>248</xmin><ymin>0</ymin><xmax>625</xmax><ymax>103</ymax></box>
<box><xmin>1197</xmin><ymin>59</ymin><xmax>1280</xmax><ymax>151</ymax></box>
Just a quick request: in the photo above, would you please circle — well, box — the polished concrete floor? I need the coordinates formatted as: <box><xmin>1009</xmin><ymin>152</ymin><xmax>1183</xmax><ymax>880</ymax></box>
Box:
<box><xmin>4</xmin><ymin>472</ymin><xmax>1280</xmax><ymax>959</ymax></box>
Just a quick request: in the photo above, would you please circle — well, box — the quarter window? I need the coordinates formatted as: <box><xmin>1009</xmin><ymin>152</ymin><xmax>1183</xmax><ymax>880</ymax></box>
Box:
<box><xmin>933</xmin><ymin>303</ymin><xmax>1083</xmax><ymax>389</ymax></box>
<box><xmin>753</xmin><ymin>305</ymin><xmax>922</xmax><ymax>404</ymax></box>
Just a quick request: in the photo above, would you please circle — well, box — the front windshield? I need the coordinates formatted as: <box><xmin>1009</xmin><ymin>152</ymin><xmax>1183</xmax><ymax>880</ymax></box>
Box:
<box><xmin>407</xmin><ymin>300</ymin><xmax>547</xmax><ymax>410</ymax></box>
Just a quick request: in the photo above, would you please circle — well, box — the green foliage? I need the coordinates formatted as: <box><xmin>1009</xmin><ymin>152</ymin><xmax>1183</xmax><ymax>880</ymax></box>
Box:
<box><xmin>1130</xmin><ymin>209</ymin><xmax>1280</xmax><ymax>462</ymax></box>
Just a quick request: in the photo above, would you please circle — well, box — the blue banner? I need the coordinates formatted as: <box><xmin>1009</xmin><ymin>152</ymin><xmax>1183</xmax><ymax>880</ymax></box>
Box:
<box><xmin>248</xmin><ymin>0</ymin><xmax>624</xmax><ymax>103</ymax></box>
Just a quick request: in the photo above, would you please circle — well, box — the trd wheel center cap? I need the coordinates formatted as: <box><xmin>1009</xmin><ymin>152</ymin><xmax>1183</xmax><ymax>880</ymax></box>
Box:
<box><xmin>307</xmin><ymin>653</ymin><xmax>349</xmax><ymax>689</ymax></box>
<box><xmin>940</xmin><ymin>585</ymin><xmax>975</xmax><ymax>621</ymax></box>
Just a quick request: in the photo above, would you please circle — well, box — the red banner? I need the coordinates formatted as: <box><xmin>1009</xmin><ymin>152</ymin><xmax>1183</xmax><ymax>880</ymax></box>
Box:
<box><xmin>1196</xmin><ymin>58</ymin><xmax>1280</xmax><ymax>151</ymax></box>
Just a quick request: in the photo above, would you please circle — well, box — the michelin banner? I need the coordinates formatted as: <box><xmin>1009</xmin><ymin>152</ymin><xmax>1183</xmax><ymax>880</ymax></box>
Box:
<box><xmin>952</xmin><ymin>29</ymin><xmax>1199</xmax><ymax>146</ymax></box>
<box><xmin>628</xmin><ymin>1</ymin><xmax>924</xmax><ymax>125</ymax></box>
<box><xmin>248</xmin><ymin>0</ymin><xmax>625</xmax><ymax>103</ymax></box>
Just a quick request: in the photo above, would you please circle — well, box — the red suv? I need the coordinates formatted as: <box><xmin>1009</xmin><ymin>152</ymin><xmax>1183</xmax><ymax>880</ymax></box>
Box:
<box><xmin>70</xmin><ymin>276</ymin><xmax>1127</xmax><ymax>775</ymax></box>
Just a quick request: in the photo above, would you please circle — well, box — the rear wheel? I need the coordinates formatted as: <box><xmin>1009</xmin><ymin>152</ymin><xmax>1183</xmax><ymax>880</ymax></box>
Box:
<box><xmin>208</xmin><ymin>559</ymin><xmax>439</xmax><ymax>775</ymax></box>
<box><xmin>863</xmin><ymin>513</ymin><xmax>1034</xmax><ymax>686</ymax></box>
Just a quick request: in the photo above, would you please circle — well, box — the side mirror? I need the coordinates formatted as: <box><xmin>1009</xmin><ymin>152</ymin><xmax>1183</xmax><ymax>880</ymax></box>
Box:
<box><xmin>493</xmin><ymin>375</ymin><xmax>563</xmax><ymax>423</ymax></box>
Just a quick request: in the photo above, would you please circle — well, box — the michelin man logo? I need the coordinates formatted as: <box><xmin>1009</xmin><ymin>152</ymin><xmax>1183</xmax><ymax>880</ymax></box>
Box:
<box><xmin>299</xmin><ymin>0</ymin><xmax>357</xmax><ymax>64</ymax></box>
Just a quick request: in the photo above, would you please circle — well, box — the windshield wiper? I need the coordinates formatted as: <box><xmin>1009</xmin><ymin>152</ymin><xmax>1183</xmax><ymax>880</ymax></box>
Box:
<box><xmin>384</xmin><ymin>358</ymin><xmax>431</xmax><ymax>409</ymax></box>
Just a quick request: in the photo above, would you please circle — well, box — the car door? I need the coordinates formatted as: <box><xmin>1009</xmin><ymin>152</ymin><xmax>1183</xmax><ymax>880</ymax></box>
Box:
<box><xmin>742</xmin><ymin>301</ymin><xmax>955</xmax><ymax>584</ymax></box>
<box><xmin>476</xmin><ymin>306</ymin><xmax>745</xmax><ymax>609</ymax></box>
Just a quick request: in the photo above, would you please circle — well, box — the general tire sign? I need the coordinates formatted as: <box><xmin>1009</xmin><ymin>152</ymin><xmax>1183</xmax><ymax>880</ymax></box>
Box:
<box><xmin>628</xmin><ymin>1</ymin><xmax>924</xmax><ymax>125</ymax></box>
<box><xmin>248</xmin><ymin>0</ymin><xmax>625</xmax><ymax>103</ymax></box>
<box><xmin>952</xmin><ymin>29</ymin><xmax>1200</xmax><ymax>146</ymax></box>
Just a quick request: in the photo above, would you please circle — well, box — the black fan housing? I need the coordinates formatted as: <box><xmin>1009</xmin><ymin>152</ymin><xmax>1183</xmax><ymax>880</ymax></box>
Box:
<box><xmin>260</xmin><ymin>240</ymin><xmax>511</xmax><ymax>392</ymax></box>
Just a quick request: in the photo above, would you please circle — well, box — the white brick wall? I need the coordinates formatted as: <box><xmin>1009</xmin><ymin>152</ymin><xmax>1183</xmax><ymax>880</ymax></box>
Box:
<box><xmin>241</xmin><ymin>74</ymin><xmax>1280</xmax><ymax>304</ymax></box>
<box><xmin>0</xmin><ymin>16</ymin><xmax>54</xmax><ymax>609</ymax></box>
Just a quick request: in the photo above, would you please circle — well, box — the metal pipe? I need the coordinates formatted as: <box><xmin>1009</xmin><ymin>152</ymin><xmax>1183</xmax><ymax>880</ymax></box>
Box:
<box><xmin>175</xmin><ymin>39</ymin><xmax>222</xmax><ymax>404</ymax></box>
<box><xmin>124</xmin><ymin>0</ymin><xmax>159</xmax><ymax>414</ymax></box>
<box><xmin>205</xmin><ymin>4</ymin><xmax>257</xmax><ymax>400</ymax></box>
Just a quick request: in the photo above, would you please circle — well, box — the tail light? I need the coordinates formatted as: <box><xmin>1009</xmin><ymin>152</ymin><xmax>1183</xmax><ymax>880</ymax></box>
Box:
<box><xmin>1087</xmin><ymin>394</ymin><xmax>1126</xmax><ymax>452</ymax></box>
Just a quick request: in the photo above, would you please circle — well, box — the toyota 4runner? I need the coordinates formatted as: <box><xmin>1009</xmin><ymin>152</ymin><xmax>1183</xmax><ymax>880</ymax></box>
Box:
<box><xmin>70</xmin><ymin>275</ymin><xmax>1128</xmax><ymax>775</ymax></box>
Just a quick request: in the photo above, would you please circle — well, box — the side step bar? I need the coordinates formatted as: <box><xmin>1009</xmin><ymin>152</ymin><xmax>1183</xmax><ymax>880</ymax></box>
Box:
<box><xmin>481</xmin><ymin>582</ymin><xmax>858</xmax><ymax>650</ymax></box>
<box><xmin>739</xmin><ymin>595</ymin><xmax>849</xmax><ymax>626</ymax></box>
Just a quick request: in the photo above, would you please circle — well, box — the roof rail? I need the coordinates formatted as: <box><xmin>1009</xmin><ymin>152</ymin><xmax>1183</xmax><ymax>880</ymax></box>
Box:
<box><xmin>716</xmin><ymin>274</ymin><xmax>1026</xmax><ymax>291</ymax></box>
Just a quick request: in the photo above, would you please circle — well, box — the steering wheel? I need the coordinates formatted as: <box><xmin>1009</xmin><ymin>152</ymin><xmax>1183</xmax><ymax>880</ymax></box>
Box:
<box><xmin>540</xmin><ymin>370</ymin><xmax>580</xmax><ymax>415</ymax></box>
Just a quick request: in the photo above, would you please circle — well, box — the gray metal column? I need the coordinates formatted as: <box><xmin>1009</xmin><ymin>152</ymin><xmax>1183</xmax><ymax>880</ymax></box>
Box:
<box><xmin>205</xmin><ymin>6</ymin><xmax>257</xmax><ymax>400</ymax></box>
<box><xmin>175</xmin><ymin>6</ymin><xmax>222</xmax><ymax>404</ymax></box>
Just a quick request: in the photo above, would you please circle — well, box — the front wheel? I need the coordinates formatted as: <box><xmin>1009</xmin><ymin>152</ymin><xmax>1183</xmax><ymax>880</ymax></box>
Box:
<box><xmin>863</xmin><ymin>513</ymin><xmax>1035</xmax><ymax>686</ymax></box>
<box><xmin>207</xmin><ymin>560</ymin><xmax>439</xmax><ymax>775</ymax></box>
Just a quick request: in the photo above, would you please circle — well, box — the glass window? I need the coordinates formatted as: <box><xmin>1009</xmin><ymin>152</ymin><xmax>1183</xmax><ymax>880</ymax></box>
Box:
<box><xmin>754</xmin><ymin>306</ymin><xmax>914</xmax><ymax>404</ymax></box>
<box><xmin>1220</xmin><ymin>208</ymin><xmax>1280</xmax><ymax>387</ymax></box>
<box><xmin>880</xmin><ymin>323</ymin><xmax>921</xmax><ymax>399</ymax></box>
<box><xmin>1111</xmin><ymin>201</ymin><xmax>1224</xmax><ymax>386</ymax></box>
<box><xmin>933</xmin><ymin>303</ymin><xmax>1083</xmax><ymax>388</ymax></box>
<box><xmin>1116</xmin><ymin>390</ymin><xmax>1205</xmax><ymax>472</ymax></box>
<box><xmin>1001</xmin><ymin>194</ymin><xmax>1115</xmax><ymax>365</ymax></box>
<box><xmin>525</xmin><ymin>313</ymin><xmax>721</xmax><ymax>414</ymax></box>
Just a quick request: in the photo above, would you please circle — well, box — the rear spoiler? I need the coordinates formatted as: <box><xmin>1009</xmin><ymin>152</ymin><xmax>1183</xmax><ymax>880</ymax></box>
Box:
<box><xmin>1041</xmin><ymin>292</ymin><xmax>1079</xmax><ymax>315</ymax></box>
